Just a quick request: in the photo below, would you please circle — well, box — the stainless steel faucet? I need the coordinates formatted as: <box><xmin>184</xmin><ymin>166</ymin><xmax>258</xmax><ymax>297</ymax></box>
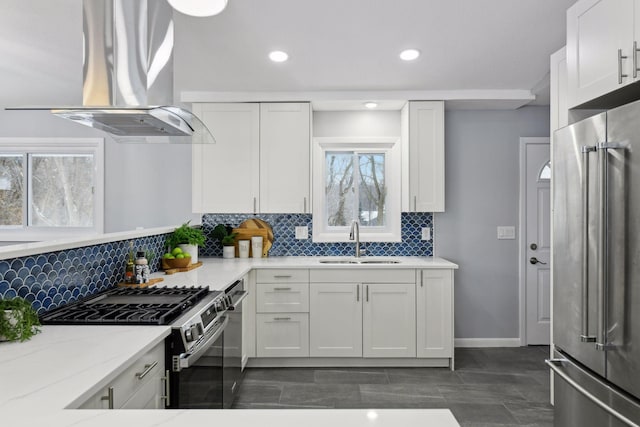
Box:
<box><xmin>349</xmin><ymin>220</ymin><xmax>361</xmax><ymax>258</ymax></box>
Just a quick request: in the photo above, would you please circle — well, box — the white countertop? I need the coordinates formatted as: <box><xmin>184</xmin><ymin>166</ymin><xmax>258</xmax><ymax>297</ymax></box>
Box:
<box><xmin>0</xmin><ymin>256</ymin><xmax>460</xmax><ymax>427</ymax></box>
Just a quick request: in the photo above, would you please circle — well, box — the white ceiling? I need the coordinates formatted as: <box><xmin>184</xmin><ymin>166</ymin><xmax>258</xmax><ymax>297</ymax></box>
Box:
<box><xmin>173</xmin><ymin>0</ymin><xmax>576</xmax><ymax>109</ymax></box>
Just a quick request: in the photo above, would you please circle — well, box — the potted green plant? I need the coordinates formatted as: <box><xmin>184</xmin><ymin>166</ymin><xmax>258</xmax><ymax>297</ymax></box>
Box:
<box><xmin>166</xmin><ymin>221</ymin><xmax>206</xmax><ymax>263</ymax></box>
<box><xmin>211</xmin><ymin>224</ymin><xmax>238</xmax><ymax>259</ymax></box>
<box><xmin>0</xmin><ymin>298</ymin><xmax>41</xmax><ymax>342</ymax></box>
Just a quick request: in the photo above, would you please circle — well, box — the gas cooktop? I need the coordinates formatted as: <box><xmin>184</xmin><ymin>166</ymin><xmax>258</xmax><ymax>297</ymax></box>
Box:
<box><xmin>40</xmin><ymin>286</ymin><xmax>212</xmax><ymax>326</ymax></box>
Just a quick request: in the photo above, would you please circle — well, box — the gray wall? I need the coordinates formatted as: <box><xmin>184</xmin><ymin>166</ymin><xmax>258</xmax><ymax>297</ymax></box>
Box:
<box><xmin>436</xmin><ymin>106</ymin><xmax>550</xmax><ymax>340</ymax></box>
<box><xmin>0</xmin><ymin>0</ymin><xmax>197</xmax><ymax>235</ymax></box>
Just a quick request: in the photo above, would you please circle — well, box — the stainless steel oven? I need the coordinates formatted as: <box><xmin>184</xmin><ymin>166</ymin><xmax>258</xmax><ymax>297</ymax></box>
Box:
<box><xmin>166</xmin><ymin>279</ymin><xmax>247</xmax><ymax>409</ymax></box>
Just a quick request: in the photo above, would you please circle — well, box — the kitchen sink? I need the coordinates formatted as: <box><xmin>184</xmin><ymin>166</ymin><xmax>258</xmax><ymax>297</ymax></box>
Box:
<box><xmin>319</xmin><ymin>259</ymin><xmax>401</xmax><ymax>265</ymax></box>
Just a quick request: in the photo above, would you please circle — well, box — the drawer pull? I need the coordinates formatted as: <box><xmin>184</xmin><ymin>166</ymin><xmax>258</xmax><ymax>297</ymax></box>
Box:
<box><xmin>273</xmin><ymin>317</ymin><xmax>291</xmax><ymax>321</ymax></box>
<box><xmin>161</xmin><ymin>370</ymin><xmax>170</xmax><ymax>407</ymax></box>
<box><xmin>273</xmin><ymin>275</ymin><xmax>292</xmax><ymax>279</ymax></box>
<box><xmin>101</xmin><ymin>387</ymin><xmax>114</xmax><ymax>409</ymax></box>
<box><xmin>273</xmin><ymin>287</ymin><xmax>292</xmax><ymax>291</ymax></box>
<box><xmin>135</xmin><ymin>360</ymin><xmax>158</xmax><ymax>380</ymax></box>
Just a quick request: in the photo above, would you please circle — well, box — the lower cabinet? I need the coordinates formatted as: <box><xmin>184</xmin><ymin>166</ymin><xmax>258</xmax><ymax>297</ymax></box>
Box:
<box><xmin>416</xmin><ymin>269</ymin><xmax>454</xmax><ymax>359</ymax></box>
<box><xmin>256</xmin><ymin>313</ymin><xmax>309</xmax><ymax>357</ymax></box>
<box><xmin>78</xmin><ymin>341</ymin><xmax>167</xmax><ymax>409</ymax></box>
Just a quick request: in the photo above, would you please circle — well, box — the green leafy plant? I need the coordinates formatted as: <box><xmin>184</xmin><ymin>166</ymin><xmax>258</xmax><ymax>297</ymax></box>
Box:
<box><xmin>167</xmin><ymin>221</ymin><xmax>206</xmax><ymax>249</ymax></box>
<box><xmin>211</xmin><ymin>224</ymin><xmax>238</xmax><ymax>246</ymax></box>
<box><xmin>0</xmin><ymin>298</ymin><xmax>41</xmax><ymax>342</ymax></box>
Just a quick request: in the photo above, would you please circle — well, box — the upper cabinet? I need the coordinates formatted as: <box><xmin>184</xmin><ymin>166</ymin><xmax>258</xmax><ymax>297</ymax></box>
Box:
<box><xmin>259</xmin><ymin>103</ymin><xmax>311</xmax><ymax>214</ymax></box>
<box><xmin>401</xmin><ymin>101</ymin><xmax>445</xmax><ymax>212</ymax></box>
<box><xmin>566</xmin><ymin>0</ymin><xmax>637</xmax><ymax>108</ymax></box>
<box><xmin>192</xmin><ymin>102</ymin><xmax>310</xmax><ymax>214</ymax></box>
<box><xmin>551</xmin><ymin>46</ymin><xmax>569</xmax><ymax>134</ymax></box>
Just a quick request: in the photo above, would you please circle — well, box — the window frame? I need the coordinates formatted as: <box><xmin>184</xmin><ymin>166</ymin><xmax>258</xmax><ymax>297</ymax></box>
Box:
<box><xmin>312</xmin><ymin>137</ymin><xmax>401</xmax><ymax>243</ymax></box>
<box><xmin>0</xmin><ymin>138</ymin><xmax>104</xmax><ymax>241</ymax></box>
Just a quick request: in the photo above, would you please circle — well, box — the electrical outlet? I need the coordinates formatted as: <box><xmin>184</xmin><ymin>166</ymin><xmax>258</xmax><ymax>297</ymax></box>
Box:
<box><xmin>295</xmin><ymin>226</ymin><xmax>309</xmax><ymax>239</ymax></box>
<box><xmin>421</xmin><ymin>227</ymin><xmax>431</xmax><ymax>240</ymax></box>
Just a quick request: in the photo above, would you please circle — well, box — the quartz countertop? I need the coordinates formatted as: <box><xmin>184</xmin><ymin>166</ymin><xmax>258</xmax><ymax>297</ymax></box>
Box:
<box><xmin>0</xmin><ymin>256</ymin><xmax>460</xmax><ymax>426</ymax></box>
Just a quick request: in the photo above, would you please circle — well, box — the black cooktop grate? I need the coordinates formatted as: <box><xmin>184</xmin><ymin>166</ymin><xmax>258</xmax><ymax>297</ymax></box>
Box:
<box><xmin>40</xmin><ymin>286</ymin><xmax>211</xmax><ymax>325</ymax></box>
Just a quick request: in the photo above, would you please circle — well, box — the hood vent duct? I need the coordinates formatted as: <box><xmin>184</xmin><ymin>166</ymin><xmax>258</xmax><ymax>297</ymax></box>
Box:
<box><xmin>10</xmin><ymin>0</ymin><xmax>214</xmax><ymax>144</ymax></box>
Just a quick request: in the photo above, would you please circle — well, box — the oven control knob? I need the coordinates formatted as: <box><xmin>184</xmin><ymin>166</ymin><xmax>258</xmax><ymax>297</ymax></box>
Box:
<box><xmin>185</xmin><ymin>328</ymin><xmax>193</xmax><ymax>342</ymax></box>
<box><xmin>190</xmin><ymin>324</ymin><xmax>201</xmax><ymax>340</ymax></box>
<box><xmin>196</xmin><ymin>323</ymin><xmax>204</xmax><ymax>335</ymax></box>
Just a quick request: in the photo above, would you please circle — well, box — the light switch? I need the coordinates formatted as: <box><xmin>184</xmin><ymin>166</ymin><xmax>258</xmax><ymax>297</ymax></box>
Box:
<box><xmin>421</xmin><ymin>227</ymin><xmax>431</xmax><ymax>241</ymax></box>
<box><xmin>295</xmin><ymin>226</ymin><xmax>309</xmax><ymax>239</ymax></box>
<box><xmin>497</xmin><ymin>226</ymin><xmax>516</xmax><ymax>240</ymax></box>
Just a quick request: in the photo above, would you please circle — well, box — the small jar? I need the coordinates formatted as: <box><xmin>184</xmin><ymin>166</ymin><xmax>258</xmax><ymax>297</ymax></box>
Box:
<box><xmin>134</xmin><ymin>251</ymin><xmax>150</xmax><ymax>284</ymax></box>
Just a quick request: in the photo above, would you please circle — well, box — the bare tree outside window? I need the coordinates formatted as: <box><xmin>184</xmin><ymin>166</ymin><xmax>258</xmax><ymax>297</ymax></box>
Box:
<box><xmin>31</xmin><ymin>154</ymin><xmax>95</xmax><ymax>227</ymax></box>
<box><xmin>325</xmin><ymin>151</ymin><xmax>386</xmax><ymax>228</ymax></box>
<box><xmin>0</xmin><ymin>155</ymin><xmax>24</xmax><ymax>226</ymax></box>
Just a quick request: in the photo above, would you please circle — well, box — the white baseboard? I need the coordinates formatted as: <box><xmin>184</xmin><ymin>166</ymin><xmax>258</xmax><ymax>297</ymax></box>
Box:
<box><xmin>454</xmin><ymin>338</ymin><xmax>521</xmax><ymax>348</ymax></box>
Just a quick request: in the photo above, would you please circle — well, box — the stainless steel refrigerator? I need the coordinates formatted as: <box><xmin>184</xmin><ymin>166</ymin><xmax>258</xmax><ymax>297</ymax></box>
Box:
<box><xmin>550</xmin><ymin>99</ymin><xmax>640</xmax><ymax>426</ymax></box>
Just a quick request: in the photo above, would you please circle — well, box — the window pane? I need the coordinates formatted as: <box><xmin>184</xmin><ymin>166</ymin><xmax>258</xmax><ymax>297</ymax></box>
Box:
<box><xmin>30</xmin><ymin>154</ymin><xmax>94</xmax><ymax>227</ymax></box>
<box><xmin>0</xmin><ymin>155</ymin><xmax>24</xmax><ymax>226</ymax></box>
<box><xmin>539</xmin><ymin>161</ymin><xmax>551</xmax><ymax>181</ymax></box>
<box><xmin>325</xmin><ymin>152</ymin><xmax>355</xmax><ymax>226</ymax></box>
<box><xmin>358</xmin><ymin>153</ymin><xmax>386</xmax><ymax>226</ymax></box>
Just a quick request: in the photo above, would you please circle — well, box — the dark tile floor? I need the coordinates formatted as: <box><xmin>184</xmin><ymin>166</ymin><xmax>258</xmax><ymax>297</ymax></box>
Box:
<box><xmin>232</xmin><ymin>346</ymin><xmax>553</xmax><ymax>427</ymax></box>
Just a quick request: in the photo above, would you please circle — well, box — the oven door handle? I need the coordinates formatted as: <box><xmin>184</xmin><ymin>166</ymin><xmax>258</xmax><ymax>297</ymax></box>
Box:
<box><xmin>226</xmin><ymin>290</ymin><xmax>248</xmax><ymax>311</ymax></box>
<box><xmin>176</xmin><ymin>316</ymin><xmax>228</xmax><ymax>370</ymax></box>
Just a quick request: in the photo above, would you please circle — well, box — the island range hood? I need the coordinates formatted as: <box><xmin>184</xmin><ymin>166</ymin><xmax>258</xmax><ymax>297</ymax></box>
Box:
<box><xmin>9</xmin><ymin>0</ymin><xmax>215</xmax><ymax>144</ymax></box>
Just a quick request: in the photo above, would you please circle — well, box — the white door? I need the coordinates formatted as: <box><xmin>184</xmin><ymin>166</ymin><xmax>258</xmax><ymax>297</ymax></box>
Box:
<box><xmin>523</xmin><ymin>139</ymin><xmax>551</xmax><ymax>345</ymax></box>
<box><xmin>363</xmin><ymin>283</ymin><xmax>416</xmax><ymax>358</ymax></box>
<box><xmin>309</xmin><ymin>283</ymin><xmax>362</xmax><ymax>357</ymax></box>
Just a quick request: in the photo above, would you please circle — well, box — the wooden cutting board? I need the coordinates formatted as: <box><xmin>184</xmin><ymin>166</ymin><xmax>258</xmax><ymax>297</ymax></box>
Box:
<box><xmin>233</xmin><ymin>218</ymin><xmax>274</xmax><ymax>257</ymax></box>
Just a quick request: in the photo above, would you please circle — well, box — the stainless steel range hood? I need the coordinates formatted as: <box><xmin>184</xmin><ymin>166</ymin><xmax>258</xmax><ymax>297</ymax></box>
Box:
<box><xmin>9</xmin><ymin>0</ymin><xmax>214</xmax><ymax>144</ymax></box>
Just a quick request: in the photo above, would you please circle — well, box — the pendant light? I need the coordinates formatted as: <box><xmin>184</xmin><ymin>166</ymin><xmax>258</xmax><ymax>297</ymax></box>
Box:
<box><xmin>168</xmin><ymin>0</ymin><xmax>228</xmax><ymax>17</ymax></box>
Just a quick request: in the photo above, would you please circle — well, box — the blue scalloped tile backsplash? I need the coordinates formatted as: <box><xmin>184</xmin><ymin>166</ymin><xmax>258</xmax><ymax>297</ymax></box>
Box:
<box><xmin>0</xmin><ymin>212</ymin><xmax>433</xmax><ymax>313</ymax></box>
<box><xmin>201</xmin><ymin>212</ymin><xmax>433</xmax><ymax>257</ymax></box>
<box><xmin>0</xmin><ymin>234</ymin><xmax>168</xmax><ymax>313</ymax></box>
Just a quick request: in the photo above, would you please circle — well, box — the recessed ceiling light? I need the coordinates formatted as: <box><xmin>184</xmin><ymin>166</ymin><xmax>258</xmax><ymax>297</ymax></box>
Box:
<box><xmin>400</xmin><ymin>49</ymin><xmax>420</xmax><ymax>61</ymax></box>
<box><xmin>168</xmin><ymin>0</ymin><xmax>228</xmax><ymax>17</ymax></box>
<box><xmin>364</xmin><ymin>102</ymin><xmax>378</xmax><ymax>109</ymax></box>
<box><xmin>269</xmin><ymin>51</ymin><xmax>289</xmax><ymax>63</ymax></box>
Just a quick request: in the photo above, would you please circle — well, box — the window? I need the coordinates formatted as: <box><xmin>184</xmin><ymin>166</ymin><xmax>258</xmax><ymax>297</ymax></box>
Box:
<box><xmin>0</xmin><ymin>138</ymin><xmax>104</xmax><ymax>241</ymax></box>
<box><xmin>313</xmin><ymin>137</ymin><xmax>401</xmax><ymax>242</ymax></box>
<box><xmin>538</xmin><ymin>161</ymin><xmax>551</xmax><ymax>181</ymax></box>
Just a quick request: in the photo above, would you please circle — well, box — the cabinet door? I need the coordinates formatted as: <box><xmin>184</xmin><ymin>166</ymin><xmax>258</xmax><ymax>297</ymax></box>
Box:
<box><xmin>192</xmin><ymin>103</ymin><xmax>260</xmax><ymax>213</ymax></box>
<box><xmin>567</xmin><ymin>0</ymin><xmax>634</xmax><ymax>108</ymax></box>
<box><xmin>416</xmin><ymin>270</ymin><xmax>453</xmax><ymax>358</ymax></box>
<box><xmin>363</xmin><ymin>283</ymin><xmax>416</xmax><ymax>358</ymax></box>
<box><xmin>551</xmin><ymin>46</ymin><xmax>569</xmax><ymax>135</ymax></box>
<box><xmin>309</xmin><ymin>283</ymin><xmax>362</xmax><ymax>357</ymax></box>
<box><xmin>259</xmin><ymin>103</ymin><xmax>311</xmax><ymax>213</ymax></box>
<box><xmin>242</xmin><ymin>271</ymin><xmax>256</xmax><ymax>365</ymax></box>
<box><xmin>256</xmin><ymin>313</ymin><xmax>309</xmax><ymax>357</ymax></box>
<box><xmin>405</xmin><ymin>101</ymin><xmax>445</xmax><ymax>212</ymax></box>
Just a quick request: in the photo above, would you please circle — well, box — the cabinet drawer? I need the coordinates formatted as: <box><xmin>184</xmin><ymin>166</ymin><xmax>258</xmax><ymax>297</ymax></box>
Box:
<box><xmin>256</xmin><ymin>269</ymin><xmax>309</xmax><ymax>283</ymax></box>
<box><xmin>256</xmin><ymin>283</ymin><xmax>309</xmax><ymax>313</ymax></box>
<box><xmin>120</xmin><ymin>369</ymin><xmax>165</xmax><ymax>409</ymax></box>
<box><xmin>256</xmin><ymin>313</ymin><xmax>309</xmax><ymax>357</ymax></box>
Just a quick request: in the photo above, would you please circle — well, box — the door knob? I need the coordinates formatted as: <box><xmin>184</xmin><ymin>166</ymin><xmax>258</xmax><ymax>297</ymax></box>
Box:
<box><xmin>530</xmin><ymin>243</ymin><xmax>538</xmax><ymax>250</ymax></box>
<box><xmin>530</xmin><ymin>257</ymin><xmax>547</xmax><ymax>265</ymax></box>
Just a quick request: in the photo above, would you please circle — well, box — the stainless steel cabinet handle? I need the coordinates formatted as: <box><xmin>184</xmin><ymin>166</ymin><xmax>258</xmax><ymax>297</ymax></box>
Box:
<box><xmin>366</xmin><ymin>284</ymin><xmax>369</xmax><ymax>302</ymax></box>
<box><xmin>273</xmin><ymin>317</ymin><xmax>291</xmax><ymax>321</ymax></box>
<box><xmin>273</xmin><ymin>287</ymin><xmax>291</xmax><ymax>291</ymax></box>
<box><xmin>546</xmin><ymin>359</ymin><xmax>640</xmax><ymax>427</ymax></box>
<box><xmin>101</xmin><ymin>387</ymin><xmax>114</xmax><ymax>409</ymax></box>
<box><xmin>161</xmin><ymin>370</ymin><xmax>170</xmax><ymax>407</ymax></box>
<box><xmin>420</xmin><ymin>270</ymin><xmax>423</xmax><ymax>287</ymax></box>
<box><xmin>634</xmin><ymin>41</ymin><xmax>640</xmax><ymax>78</ymax></box>
<box><xmin>273</xmin><ymin>275</ymin><xmax>292</xmax><ymax>279</ymax></box>
<box><xmin>619</xmin><ymin>49</ymin><xmax>629</xmax><ymax>84</ymax></box>
<box><xmin>356</xmin><ymin>284</ymin><xmax>360</xmax><ymax>301</ymax></box>
<box><xmin>303</xmin><ymin>197</ymin><xmax>307</xmax><ymax>213</ymax></box>
<box><xmin>414</xmin><ymin>196</ymin><xmax>417</xmax><ymax>212</ymax></box>
<box><xmin>253</xmin><ymin>197</ymin><xmax>257</xmax><ymax>214</ymax></box>
<box><xmin>580</xmin><ymin>146</ymin><xmax>597</xmax><ymax>343</ymax></box>
<box><xmin>135</xmin><ymin>360</ymin><xmax>158</xmax><ymax>380</ymax></box>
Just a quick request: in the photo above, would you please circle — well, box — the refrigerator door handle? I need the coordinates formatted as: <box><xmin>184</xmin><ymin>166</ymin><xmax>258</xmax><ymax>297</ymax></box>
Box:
<box><xmin>595</xmin><ymin>142</ymin><xmax>624</xmax><ymax>351</ymax></box>
<box><xmin>581</xmin><ymin>145</ymin><xmax>597</xmax><ymax>343</ymax></box>
<box><xmin>547</xmin><ymin>358</ymin><xmax>640</xmax><ymax>427</ymax></box>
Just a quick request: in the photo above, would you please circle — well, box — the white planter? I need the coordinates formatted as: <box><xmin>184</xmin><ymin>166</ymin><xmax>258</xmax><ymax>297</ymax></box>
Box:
<box><xmin>178</xmin><ymin>244</ymin><xmax>198</xmax><ymax>263</ymax></box>
<box><xmin>222</xmin><ymin>246</ymin><xmax>235</xmax><ymax>259</ymax></box>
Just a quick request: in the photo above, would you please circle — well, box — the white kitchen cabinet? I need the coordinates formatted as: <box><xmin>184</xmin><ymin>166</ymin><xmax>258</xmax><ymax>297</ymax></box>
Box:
<box><xmin>242</xmin><ymin>270</ymin><xmax>256</xmax><ymax>366</ymax></box>
<box><xmin>259</xmin><ymin>103</ymin><xmax>311</xmax><ymax>213</ymax></box>
<box><xmin>401</xmin><ymin>101</ymin><xmax>445</xmax><ymax>212</ymax></box>
<box><xmin>192</xmin><ymin>102</ymin><xmax>310</xmax><ymax>214</ymax></box>
<box><xmin>78</xmin><ymin>341</ymin><xmax>166</xmax><ymax>409</ymax></box>
<box><xmin>256</xmin><ymin>313</ymin><xmax>309</xmax><ymax>357</ymax></box>
<box><xmin>551</xmin><ymin>46</ymin><xmax>569</xmax><ymax>133</ymax></box>
<box><xmin>416</xmin><ymin>269</ymin><xmax>454</xmax><ymax>360</ymax></box>
<box><xmin>566</xmin><ymin>0</ymin><xmax>636</xmax><ymax>108</ymax></box>
<box><xmin>191</xmin><ymin>103</ymin><xmax>260</xmax><ymax>213</ymax></box>
<box><xmin>309</xmin><ymin>283</ymin><xmax>362</xmax><ymax>357</ymax></box>
<box><xmin>363</xmin><ymin>283</ymin><xmax>416</xmax><ymax>358</ymax></box>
